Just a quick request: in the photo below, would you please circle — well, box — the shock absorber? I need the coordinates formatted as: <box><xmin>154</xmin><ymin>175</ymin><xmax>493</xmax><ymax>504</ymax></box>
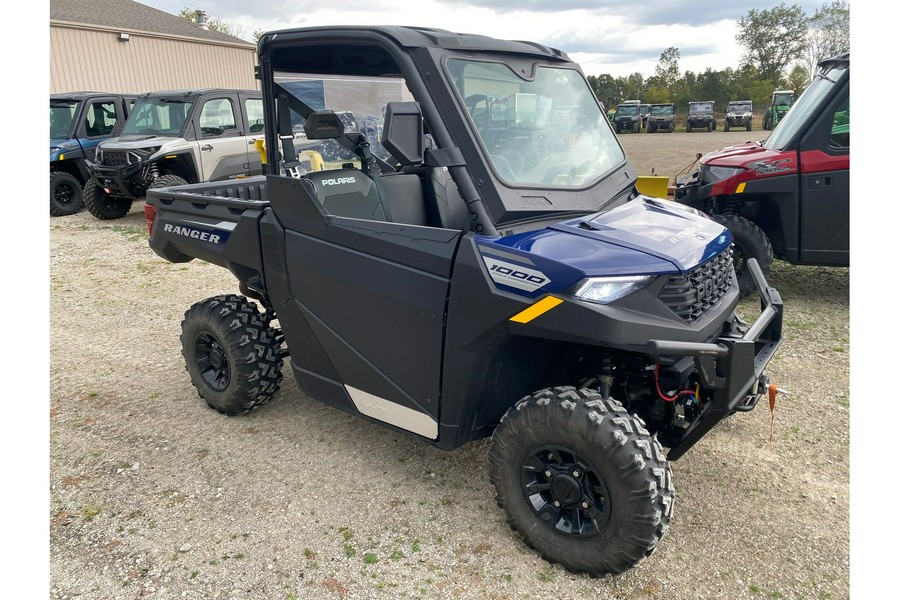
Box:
<box><xmin>720</xmin><ymin>197</ymin><xmax>741</xmax><ymax>216</ymax></box>
<box><xmin>597</xmin><ymin>353</ymin><xmax>615</xmax><ymax>399</ymax></box>
<box><xmin>144</xmin><ymin>162</ymin><xmax>159</xmax><ymax>187</ymax></box>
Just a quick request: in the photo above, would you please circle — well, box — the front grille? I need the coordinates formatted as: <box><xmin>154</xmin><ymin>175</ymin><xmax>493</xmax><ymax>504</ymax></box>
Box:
<box><xmin>100</xmin><ymin>151</ymin><xmax>129</xmax><ymax>166</ymax></box>
<box><xmin>659</xmin><ymin>248</ymin><xmax>734</xmax><ymax>323</ymax></box>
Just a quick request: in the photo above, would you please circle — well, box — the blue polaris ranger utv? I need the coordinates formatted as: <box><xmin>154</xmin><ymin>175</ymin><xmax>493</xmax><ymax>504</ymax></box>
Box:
<box><xmin>144</xmin><ymin>26</ymin><xmax>784</xmax><ymax>576</ymax></box>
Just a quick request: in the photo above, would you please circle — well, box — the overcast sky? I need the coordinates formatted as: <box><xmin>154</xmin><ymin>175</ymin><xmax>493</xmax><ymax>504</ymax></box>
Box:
<box><xmin>136</xmin><ymin>0</ymin><xmax>848</xmax><ymax>78</ymax></box>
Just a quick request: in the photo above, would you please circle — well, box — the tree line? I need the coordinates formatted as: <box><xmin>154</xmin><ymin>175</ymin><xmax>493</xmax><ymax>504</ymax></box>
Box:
<box><xmin>588</xmin><ymin>1</ymin><xmax>849</xmax><ymax>114</ymax></box>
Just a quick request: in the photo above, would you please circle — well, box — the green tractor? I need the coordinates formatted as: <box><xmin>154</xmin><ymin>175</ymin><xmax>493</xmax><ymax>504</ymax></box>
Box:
<box><xmin>763</xmin><ymin>89</ymin><xmax>795</xmax><ymax>130</ymax></box>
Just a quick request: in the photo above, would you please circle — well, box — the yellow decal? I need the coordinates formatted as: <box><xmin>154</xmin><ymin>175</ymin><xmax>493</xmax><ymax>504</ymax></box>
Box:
<box><xmin>510</xmin><ymin>296</ymin><xmax>563</xmax><ymax>324</ymax></box>
<box><xmin>735</xmin><ymin>182</ymin><xmax>746</xmax><ymax>194</ymax></box>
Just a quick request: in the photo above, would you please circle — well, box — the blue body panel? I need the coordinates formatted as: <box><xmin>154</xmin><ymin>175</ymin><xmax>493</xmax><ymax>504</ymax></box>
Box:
<box><xmin>476</xmin><ymin>196</ymin><xmax>733</xmax><ymax>298</ymax></box>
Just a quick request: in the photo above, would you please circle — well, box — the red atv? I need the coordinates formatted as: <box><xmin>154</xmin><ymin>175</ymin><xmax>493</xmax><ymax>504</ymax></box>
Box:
<box><xmin>674</xmin><ymin>53</ymin><xmax>849</xmax><ymax>296</ymax></box>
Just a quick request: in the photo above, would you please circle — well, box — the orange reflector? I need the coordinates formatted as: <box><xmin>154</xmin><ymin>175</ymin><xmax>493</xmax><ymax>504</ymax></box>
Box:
<box><xmin>510</xmin><ymin>296</ymin><xmax>563</xmax><ymax>324</ymax></box>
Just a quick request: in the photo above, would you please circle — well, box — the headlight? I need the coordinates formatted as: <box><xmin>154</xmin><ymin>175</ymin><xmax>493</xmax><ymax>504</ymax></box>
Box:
<box><xmin>572</xmin><ymin>275</ymin><xmax>655</xmax><ymax>304</ymax></box>
<box><xmin>704</xmin><ymin>165</ymin><xmax>744</xmax><ymax>183</ymax></box>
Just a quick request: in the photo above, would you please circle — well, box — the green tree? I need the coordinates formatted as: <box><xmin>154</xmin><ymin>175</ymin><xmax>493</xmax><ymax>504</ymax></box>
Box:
<box><xmin>787</xmin><ymin>64</ymin><xmax>809</xmax><ymax>95</ymax></box>
<box><xmin>179</xmin><ymin>8</ymin><xmax>248</xmax><ymax>42</ymax></box>
<box><xmin>804</xmin><ymin>1</ymin><xmax>849</xmax><ymax>80</ymax></box>
<box><xmin>587</xmin><ymin>74</ymin><xmax>620</xmax><ymax>108</ymax></box>
<box><xmin>654</xmin><ymin>47</ymin><xmax>681</xmax><ymax>92</ymax></box>
<box><xmin>736</xmin><ymin>3</ymin><xmax>808</xmax><ymax>83</ymax></box>
<box><xmin>618</xmin><ymin>73</ymin><xmax>646</xmax><ymax>103</ymax></box>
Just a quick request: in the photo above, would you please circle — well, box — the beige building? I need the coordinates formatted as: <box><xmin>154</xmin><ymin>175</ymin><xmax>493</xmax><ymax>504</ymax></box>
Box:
<box><xmin>50</xmin><ymin>0</ymin><xmax>258</xmax><ymax>94</ymax></box>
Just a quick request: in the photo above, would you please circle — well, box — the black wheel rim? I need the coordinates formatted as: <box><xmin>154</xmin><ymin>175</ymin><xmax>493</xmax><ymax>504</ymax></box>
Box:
<box><xmin>54</xmin><ymin>182</ymin><xmax>76</xmax><ymax>206</ymax></box>
<box><xmin>103</xmin><ymin>195</ymin><xmax>124</xmax><ymax>211</ymax></box>
<box><xmin>520</xmin><ymin>445</ymin><xmax>611</xmax><ymax>537</ymax></box>
<box><xmin>194</xmin><ymin>332</ymin><xmax>230</xmax><ymax>392</ymax></box>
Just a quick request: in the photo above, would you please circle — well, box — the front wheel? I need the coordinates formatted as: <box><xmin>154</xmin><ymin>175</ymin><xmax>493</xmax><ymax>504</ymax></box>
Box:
<box><xmin>181</xmin><ymin>294</ymin><xmax>284</xmax><ymax>415</ymax></box>
<box><xmin>50</xmin><ymin>171</ymin><xmax>84</xmax><ymax>216</ymax></box>
<box><xmin>489</xmin><ymin>387</ymin><xmax>674</xmax><ymax>576</ymax></box>
<box><xmin>83</xmin><ymin>180</ymin><xmax>132</xmax><ymax>220</ymax></box>
<box><xmin>148</xmin><ymin>174</ymin><xmax>189</xmax><ymax>191</ymax></box>
<box><xmin>711</xmin><ymin>214</ymin><xmax>773</xmax><ymax>299</ymax></box>
<box><xmin>668</xmin><ymin>122</ymin><xmax>675</xmax><ymax>133</ymax></box>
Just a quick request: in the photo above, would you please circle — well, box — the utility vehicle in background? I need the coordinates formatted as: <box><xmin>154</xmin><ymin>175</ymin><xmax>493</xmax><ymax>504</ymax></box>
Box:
<box><xmin>144</xmin><ymin>26</ymin><xmax>784</xmax><ymax>577</ymax></box>
<box><xmin>50</xmin><ymin>92</ymin><xmax>134</xmax><ymax>216</ymax></box>
<box><xmin>686</xmin><ymin>101</ymin><xmax>716</xmax><ymax>132</ymax></box>
<box><xmin>763</xmin><ymin>90</ymin><xmax>795</xmax><ymax>130</ymax></box>
<box><xmin>725</xmin><ymin>100</ymin><xmax>753</xmax><ymax>132</ymax></box>
<box><xmin>84</xmin><ymin>88</ymin><xmax>266</xmax><ymax>220</ymax></box>
<box><xmin>647</xmin><ymin>103</ymin><xmax>676</xmax><ymax>133</ymax></box>
<box><xmin>613</xmin><ymin>102</ymin><xmax>642</xmax><ymax>133</ymax></box>
<box><xmin>675</xmin><ymin>54</ymin><xmax>849</xmax><ymax>296</ymax></box>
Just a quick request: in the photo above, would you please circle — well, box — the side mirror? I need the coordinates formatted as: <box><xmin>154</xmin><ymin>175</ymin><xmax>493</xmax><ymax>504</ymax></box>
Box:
<box><xmin>382</xmin><ymin>102</ymin><xmax>424</xmax><ymax>166</ymax></box>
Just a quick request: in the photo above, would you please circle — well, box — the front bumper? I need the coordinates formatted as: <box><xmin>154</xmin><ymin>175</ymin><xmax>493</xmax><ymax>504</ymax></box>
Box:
<box><xmin>85</xmin><ymin>159</ymin><xmax>145</xmax><ymax>199</ymax></box>
<box><xmin>646</xmin><ymin>259</ymin><xmax>783</xmax><ymax>460</ymax></box>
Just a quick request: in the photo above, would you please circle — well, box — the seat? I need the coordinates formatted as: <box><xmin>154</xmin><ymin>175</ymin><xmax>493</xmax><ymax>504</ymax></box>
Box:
<box><xmin>304</xmin><ymin>168</ymin><xmax>388</xmax><ymax>221</ymax></box>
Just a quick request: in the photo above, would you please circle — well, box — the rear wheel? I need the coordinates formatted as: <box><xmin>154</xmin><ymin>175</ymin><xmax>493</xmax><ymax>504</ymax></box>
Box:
<box><xmin>489</xmin><ymin>387</ymin><xmax>674</xmax><ymax>576</ymax></box>
<box><xmin>686</xmin><ymin>123</ymin><xmax>692</xmax><ymax>132</ymax></box>
<box><xmin>181</xmin><ymin>294</ymin><xmax>283</xmax><ymax>416</ymax></box>
<box><xmin>50</xmin><ymin>171</ymin><xmax>83</xmax><ymax>216</ymax></box>
<box><xmin>83</xmin><ymin>180</ymin><xmax>132</xmax><ymax>220</ymax></box>
<box><xmin>711</xmin><ymin>214</ymin><xmax>773</xmax><ymax>299</ymax></box>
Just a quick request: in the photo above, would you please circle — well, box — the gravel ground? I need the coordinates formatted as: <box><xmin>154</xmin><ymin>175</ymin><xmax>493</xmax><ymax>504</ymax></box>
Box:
<box><xmin>48</xmin><ymin>133</ymin><xmax>849</xmax><ymax>599</ymax></box>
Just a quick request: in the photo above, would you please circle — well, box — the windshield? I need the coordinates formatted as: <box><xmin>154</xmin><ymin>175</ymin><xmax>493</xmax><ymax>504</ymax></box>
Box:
<box><xmin>616</xmin><ymin>105</ymin><xmax>638</xmax><ymax>116</ymax></box>
<box><xmin>773</xmin><ymin>93</ymin><xmax>793</xmax><ymax>106</ymax></box>
<box><xmin>729</xmin><ymin>103</ymin><xmax>751</xmax><ymax>113</ymax></box>
<box><xmin>650</xmin><ymin>105</ymin><xmax>673</xmax><ymax>116</ymax></box>
<box><xmin>448</xmin><ymin>59</ymin><xmax>623</xmax><ymax>187</ymax></box>
<box><xmin>122</xmin><ymin>98</ymin><xmax>193</xmax><ymax>136</ymax></box>
<box><xmin>765</xmin><ymin>61</ymin><xmax>848</xmax><ymax>150</ymax></box>
<box><xmin>50</xmin><ymin>100</ymin><xmax>78</xmax><ymax>139</ymax></box>
<box><xmin>690</xmin><ymin>102</ymin><xmax>713</xmax><ymax>114</ymax></box>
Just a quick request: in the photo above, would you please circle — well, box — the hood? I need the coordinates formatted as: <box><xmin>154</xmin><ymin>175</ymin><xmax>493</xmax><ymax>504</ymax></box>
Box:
<box><xmin>550</xmin><ymin>197</ymin><xmax>730</xmax><ymax>271</ymax></box>
<box><xmin>477</xmin><ymin>197</ymin><xmax>732</xmax><ymax>297</ymax></box>
<box><xmin>100</xmin><ymin>135</ymin><xmax>181</xmax><ymax>150</ymax></box>
<box><xmin>50</xmin><ymin>138</ymin><xmax>81</xmax><ymax>153</ymax></box>
<box><xmin>700</xmin><ymin>141</ymin><xmax>780</xmax><ymax>168</ymax></box>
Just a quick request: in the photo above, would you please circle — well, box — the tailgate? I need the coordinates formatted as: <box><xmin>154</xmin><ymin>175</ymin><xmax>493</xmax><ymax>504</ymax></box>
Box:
<box><xmin>146</xmin><ymin>177</ymin><xmax>270</xmax><ymax>289</ymax></box>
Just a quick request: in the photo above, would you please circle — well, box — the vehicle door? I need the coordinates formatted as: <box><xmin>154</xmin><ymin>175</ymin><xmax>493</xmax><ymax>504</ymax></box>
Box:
<box><xmin>264</xmin><ymin>75</ymin><xmax>458</xmax><ymax>439</ymax></box>
<box><xmin>241</xmin><ymin>95</ymin><xmax>266</xmax><ymax>175</ymax></box>
<box><xmin>77</xmin><ymin>96</ymin><xmax>126</xmax><ymax>160</ymax></box>
<box><xmin>195</xmin><ymin>94</ymin><xmax>252</xmax><ymax>181</ymax></box>
<box><xmin>797</xmin><ymin>91</ymin><xmax>850</xmax><ymax>265</ymax></box>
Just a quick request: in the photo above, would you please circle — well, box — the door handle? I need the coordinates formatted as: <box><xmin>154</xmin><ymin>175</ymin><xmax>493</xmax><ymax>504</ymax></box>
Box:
<box><xmin>248</xmin><ymin>139</ymin><xmax>257</xmax><ymax>146</ymax></box>
<box><xmin>809</xmin><ymin>175</ymin><xmax>832</xmax><ymax>189</ymax></box>
<box><xmin>201</xmin><ymin>144</ymin><xmax>213</xmax><ymax>152</ymax></box>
